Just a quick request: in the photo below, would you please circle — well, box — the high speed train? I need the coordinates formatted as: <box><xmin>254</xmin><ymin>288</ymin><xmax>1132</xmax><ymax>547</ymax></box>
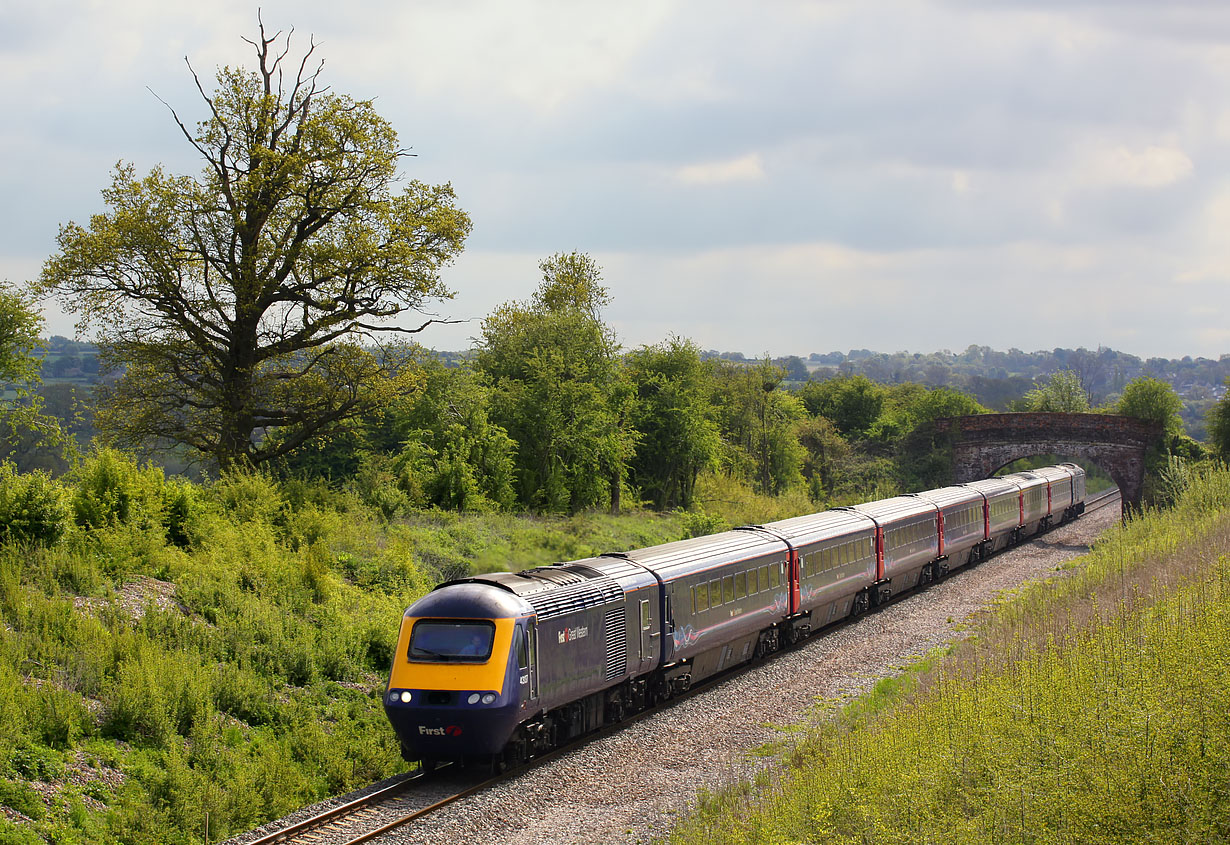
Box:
<box><xmin>384</xmin><ymin>463</ymin><xmax>1086</xmax><ymax>769</ymax></box>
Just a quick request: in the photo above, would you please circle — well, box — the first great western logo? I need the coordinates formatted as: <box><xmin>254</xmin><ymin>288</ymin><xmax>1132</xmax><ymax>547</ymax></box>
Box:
<box><xmin>557</xmin><ymin>625</ymin><xmax>589</xmax><ymax>644</ymax></box>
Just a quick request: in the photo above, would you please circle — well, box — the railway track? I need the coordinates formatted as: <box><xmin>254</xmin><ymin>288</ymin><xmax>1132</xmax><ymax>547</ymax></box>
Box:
<box><xmin>1083</xmin><ymin>486</ymin><xmax>1121</xmax><ymax>516</ymax></box>
<box><xmin>239</xmin><ymin>766</ymin><xmax>480</xmax><ymax>845</ymax></box>
<box><xmin>239</xmin><ymin>489</ymin><xmax>1122</xmax><ymax>845</ymax></box>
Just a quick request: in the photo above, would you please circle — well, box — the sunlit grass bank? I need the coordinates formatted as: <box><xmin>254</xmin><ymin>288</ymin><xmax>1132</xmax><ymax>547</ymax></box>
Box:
<box><xmin>670</xmin><ymin>466</ymin><xmax>1230</xmax><ymax>845</ymax></box>
<box><xmin>0</xmin><ymin>452</ymin><xmax>697</xmax><ymax>844</ymax></box>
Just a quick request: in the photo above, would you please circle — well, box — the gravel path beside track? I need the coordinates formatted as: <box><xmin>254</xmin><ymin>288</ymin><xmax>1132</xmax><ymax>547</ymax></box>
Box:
<box><xmin>373</xmin><ymin>500</ymin><xmax>1118</xmax><ymax>845</ymax></box>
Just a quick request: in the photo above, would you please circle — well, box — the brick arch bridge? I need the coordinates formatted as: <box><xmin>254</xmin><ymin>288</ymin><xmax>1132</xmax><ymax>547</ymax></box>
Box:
<box><xmin>933</xmin><ymin>413</ymin><xmax>1162</xmax><ymax>512</ymax></box>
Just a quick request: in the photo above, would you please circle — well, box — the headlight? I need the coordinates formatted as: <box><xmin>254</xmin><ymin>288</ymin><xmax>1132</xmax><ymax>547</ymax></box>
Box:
<box><xmin>481</xmin><ymin>693</ymin><xmax>497</xmax><ymax>705</ymax></box>
<box><xmin>467</xmin><ymin>693</ymin><xmax>481</xmax><ymax>705</ymax></box>
<box><xmin>399</xmin><ymin>690</ymin><xmax>412</xmax><ymax>703</ymax></box>
<box><xmin>388</xmin><ymin>692</ymin><xmax>398</xmax><ymax>704</ymax></box>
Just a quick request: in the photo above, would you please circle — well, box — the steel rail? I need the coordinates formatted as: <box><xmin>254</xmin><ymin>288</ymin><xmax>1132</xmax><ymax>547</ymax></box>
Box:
<box><xmin>243</xmin><ymin>773</ymin><xmax>419</xmax><ymax>845</ymax></box>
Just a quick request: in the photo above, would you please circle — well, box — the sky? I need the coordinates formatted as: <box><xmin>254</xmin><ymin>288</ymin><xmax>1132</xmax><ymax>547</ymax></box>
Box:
<box><xmin>3</xmin><ymin>0</ymin><xmax>1230</xmax><ymax>361</ymax></box>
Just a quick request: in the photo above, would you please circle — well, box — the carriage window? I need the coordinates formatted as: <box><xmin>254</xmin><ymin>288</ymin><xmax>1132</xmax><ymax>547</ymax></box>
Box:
<box><xmin>750</xmin><ymin>567</ymin><xmax>760</xmax><ymax>593</ymax></box>
<box><xmin>760</xmin><ymin>565</ymin><xmax>770</xmax><ymax>591</ymax></box>
<box><xmin>694</xmin><ymin>584</ymin><xmax>709</xmax><ymax>613</ymax></box>
<box><xmin>723</xmin><ymin>575</ymin><xmax>735</xmax><ymax>604</ymax></box>
<box><xmin>770</xmin><ymin>564</ymin><xmax>781</xmax><ymax>588</ymax></box>
<box><xmin>735</xmin><ymin>571</ymin><xmax>747</xmax><ymax>599</ymax></box>
<box><xmin>641</xmin><ymin>600</ymin><xmax>651</xmax><ymax>631</ymax></box>
<box><xmin>709</xmin><ymin>580</ymin><xmax>722</xmax><ymax>608</ymax></box>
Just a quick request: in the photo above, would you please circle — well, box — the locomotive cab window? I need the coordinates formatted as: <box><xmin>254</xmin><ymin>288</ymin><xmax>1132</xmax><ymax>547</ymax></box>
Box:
<box><xmin>408</xmin><ymin>620</ymin><xmax>496</xmax><ymax>662</ymax></box>
<box><xmin>514</xmin><ymin>625</ymin><xmax>528</xmax><ymax>671</ymax></box>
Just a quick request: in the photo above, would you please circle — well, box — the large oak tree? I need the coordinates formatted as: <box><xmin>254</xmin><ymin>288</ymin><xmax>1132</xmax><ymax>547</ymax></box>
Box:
<box><xmin>37</xmin><ymin>22</ymin><xmax>470</xmax><ymax>469</ymax></box>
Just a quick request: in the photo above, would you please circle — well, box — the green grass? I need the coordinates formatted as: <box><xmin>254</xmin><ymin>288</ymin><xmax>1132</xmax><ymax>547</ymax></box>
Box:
<box><xmin>668</xmin><ymin>464</ymin><xmax>1230</xmax><ymax>845</ymax></box>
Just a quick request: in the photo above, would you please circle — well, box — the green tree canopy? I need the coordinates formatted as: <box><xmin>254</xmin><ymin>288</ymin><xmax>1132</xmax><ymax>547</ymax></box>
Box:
<box><xmin>709</xmin><ymin>358</ymin><xmax>805</xmax><ymax>496</ymax></box>
<box><xmin>36</xmin><ymin>22</ymin><xmax>470</xmax><ymax>470</ymax></box>
<box><xmin>0</xmin><ymin>283</ymin><xmax>63</xmax><ymax>458</ymax></box>
<box><xmin>625</xmin><ymin>337</ymin><xmax>720</xmax><ymax>510</ymax></box>
<box><xmin>1023</xmin><ymin>370</ymin><xmax>1091</xmax><ymax>413</ymax></box>
<box><xmin>798</xmin><ymin>374</ymin><xmax>884</xmax><ymax>436</ymax></box>
<box><xmin>1206</xmin><ymin>380</ymin><xmax>1230</xmax><ymax>461</ymax></box>
<box><xmin>477</xmin><ymin>253</ymin><xmax>634</xmax><ymax>513</ymax></box>
<box><xmin>1115</xmin><ymin>376</ymin><xmax>1183</xmax><ymax>437</ymax></box>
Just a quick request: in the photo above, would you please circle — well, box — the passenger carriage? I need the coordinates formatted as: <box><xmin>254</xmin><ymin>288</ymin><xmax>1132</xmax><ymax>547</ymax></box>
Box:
<box><xmin>848</xmin><ymin>497</ymin><xmax>941</xmax><ymax>602</ymax></box>
<box><xmin>911</xmin><ymin>484</ymin><xmax>989</xmax><ymax>571</ymax></box>
<box><xmin>761</xmin><ymin>510</ymin><xmax>877</xmax><ymax>630</ymax></box>
<box><xmin>620</xmin><ymin>529</ymin><xmax>791</xmax><ymax>692</ymax></box>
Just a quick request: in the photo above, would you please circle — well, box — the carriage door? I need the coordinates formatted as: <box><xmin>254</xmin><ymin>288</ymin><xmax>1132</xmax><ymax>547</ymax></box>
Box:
<box><xmin>523</xmin><ymin>621</ymin><xmax>539</xmax><ymax>703</ymax></box>
<box><xmin>639</xmin><ymin>599</ymin><xmax>652</xmax><ymax>661</ymax></box>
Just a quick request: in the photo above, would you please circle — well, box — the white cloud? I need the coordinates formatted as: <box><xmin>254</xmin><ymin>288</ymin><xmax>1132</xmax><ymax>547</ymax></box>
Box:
<box><xmin>1083</xmin><ymin>144</ymin><xmax>1194</xmax><ymax>188</ymax></box>
<box><xmin>674</xmin><ymin>153</ymin><xmax>765</xmax><ymax>185</ymax></box>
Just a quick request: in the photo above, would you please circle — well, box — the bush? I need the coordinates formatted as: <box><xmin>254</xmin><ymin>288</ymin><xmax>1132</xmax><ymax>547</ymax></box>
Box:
<box><xmin>208</xmin><ymin>468</ymin><xmax>282</xmax><ymax>525</ymax></box>
<box><xmin>9</xmin><ymin>743</ymin><xmax>64</xmax><ymax>782</ymax></box>
<box><xmin>70</xmin><ymin>449</ymin><xmax>166</xmax><ymax>532</ymax></box>
<box><xmin>0</xmin><ymin>780</ymin><xmax>44</xmax><ymax>820</ymax></box>
<box><xmin>0</xmin><ymin>463</ymin><xmax>69</xmax><ymax>546</ymax></box>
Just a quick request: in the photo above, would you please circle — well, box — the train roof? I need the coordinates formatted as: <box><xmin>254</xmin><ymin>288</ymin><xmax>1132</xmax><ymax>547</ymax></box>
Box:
<box><xmin>999</xmin><ymin>471</ymin><xmax>1048</xmax><ymax>489</ymax></box>
<box><xmin>909</xmin><ymin>485</ymin><xmax>984</xmax><ymax>509</ymax></box>
<box><xmin>1028</xmin><ymin>465</ymin><xmax>1075</xmax><ymax>482</ymax></box>
<box><xmin>616</xmin><ymin>529</ymin><xmax>787</xmax><ymax>580</ymax></box>
<box><xmin>848</xmin><ymin>495</ymin><xmax>938</xmax><ymax>523</ymax></box>
<box><xmin>961</xmin><ymin>477</ymin><xmax>1020</xmax><ymax>498</ymax></box>
<box><xmin>408</xmin><ymin>580</ymin><xmax>533</xmax><ymax>619</ymax></box>
<box><xmin>760</xmin><ymin>508</ymin><xmax>875</xmax><ymax>545</ymax></box>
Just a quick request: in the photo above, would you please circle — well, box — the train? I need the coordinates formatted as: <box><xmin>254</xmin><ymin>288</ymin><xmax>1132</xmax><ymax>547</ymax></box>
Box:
<box><xmin>383</xmin><ymin>463</ymin><xmax>1087</xmax><ymax>770</ymax></box>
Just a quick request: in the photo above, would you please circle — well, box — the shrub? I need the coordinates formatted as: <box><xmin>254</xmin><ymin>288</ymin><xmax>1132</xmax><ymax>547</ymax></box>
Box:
<box><xmin>0</xmin><ymin>780</ymin><xmax>44</xmax><ymax>820</ymax></box>
<box><xmin>678</xmin><ymin>509</ymin><xmax>728</xmax><ymax>538</ymax></box>
<box><xmin>70</xmin><ymin>449</ymin><xmax>166</xmax><ymax>532</ymax></box>
<box><xmin>9</xmin><ymin>743</ymin><xmax>64</xmax><ymax>782</ymax></box>
<box><xmin>161</xmin><ymin>477</ymin><xmax>198</xmax><ymax>548</ymax></box>
<box><xmin>208</xmin><ymin>468</ymin><xmax>282</xmax><ymax>525</ymax></box>
<box><xmin>0</xmin><ymin>463</ymin><xmax>69</xmax><ymax>546</ymax></box>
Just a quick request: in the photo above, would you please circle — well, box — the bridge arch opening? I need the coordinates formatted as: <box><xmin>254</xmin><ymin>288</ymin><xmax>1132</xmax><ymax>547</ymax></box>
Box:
<box><xmin>993</xmin><ymin>454</ymin><xmax>1117</xmax><ymax>494</ymax></box>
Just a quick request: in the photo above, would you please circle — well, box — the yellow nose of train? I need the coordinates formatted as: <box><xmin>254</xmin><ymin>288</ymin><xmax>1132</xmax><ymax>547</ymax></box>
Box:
<box><xmin>384</xmin><ymin>583</ymin><xmax>532</xmax><ymax>760</ymax></box>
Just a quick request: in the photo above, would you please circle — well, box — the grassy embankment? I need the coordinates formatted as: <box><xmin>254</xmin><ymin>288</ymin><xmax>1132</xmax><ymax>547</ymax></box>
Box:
<box><xmin>671</xmin><ymin>465</ymin><xmax>1230</xmax><ymax>844</ymax></box>
<box><xmin>0</xmin><ymin>450</ymin><xmax>815</xmax><ymax>845</ymax></box>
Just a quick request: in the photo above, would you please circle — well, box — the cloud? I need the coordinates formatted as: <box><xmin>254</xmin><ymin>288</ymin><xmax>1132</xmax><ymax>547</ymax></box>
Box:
<box><xmin>674</xmin><ymin>153</ymin><xmax>765</xmax><ymax>185</ymax></box>
<box><xmin>1083</xmin><ymin>144</ymin><xmax>1195</xmax><ymax>188</ymax></box>
<box><xmin>8</xmin><ymin>0</ymin><xmax>1230</xmax><ymax>360</ymax></box>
